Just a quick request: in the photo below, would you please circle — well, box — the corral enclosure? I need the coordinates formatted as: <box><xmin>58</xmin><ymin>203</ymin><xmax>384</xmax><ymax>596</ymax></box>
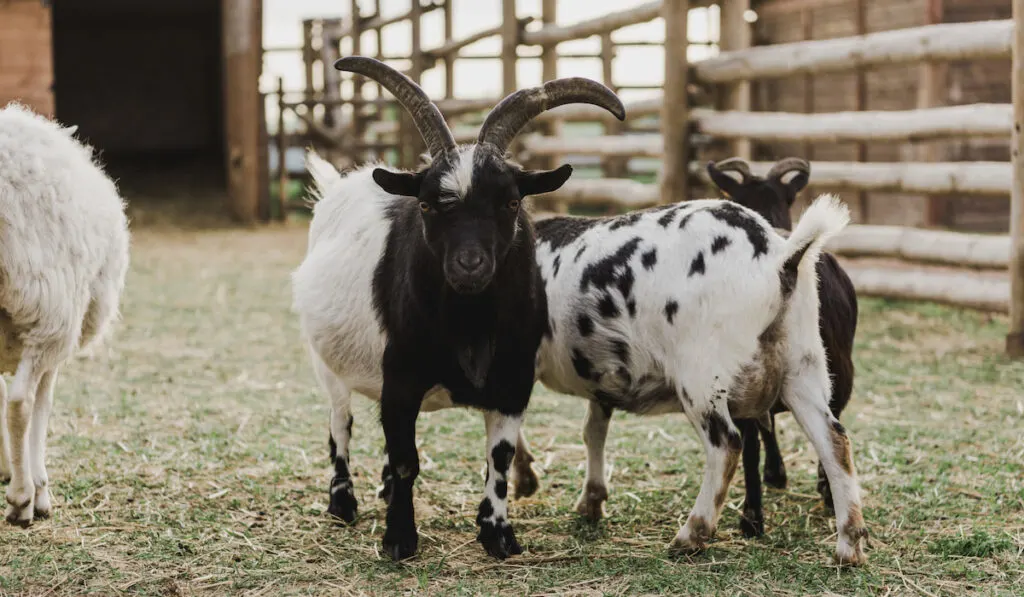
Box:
<box><xmin>0</xmin><ymin>0</ymin><xmax>267</xmax><ymax>222</ymax></box>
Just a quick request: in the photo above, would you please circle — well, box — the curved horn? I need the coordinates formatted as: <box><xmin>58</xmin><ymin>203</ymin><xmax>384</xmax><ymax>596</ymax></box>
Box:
<box><xmin>478</xmin><ymin>77</ymin><xmax>625</xmax><ymax>154</ymax></box>
<box><xmin>710</xmin><ymin>157</ymin><xmax>753</xmax><ymax>183</ymax></box>
<box><xmin>765</xmin><ymin>157</ymin><xmax>810</xmax><ymax>182</ymax></box>
<box><xmin>334</xmin><ymin>56</ymin><xmax>455</xmax><ymax>158</ymax></box>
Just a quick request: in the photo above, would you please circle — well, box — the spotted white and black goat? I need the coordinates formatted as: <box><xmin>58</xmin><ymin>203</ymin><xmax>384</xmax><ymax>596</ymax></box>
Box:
<box><xmin>291</xmin><ymin>57</ymin><xmax>625</xmax><ymax>561</ymax></box>
<box><xmin>516</xmin><ymin>185</ymin><xmax>868</xmax><ymax>565</ymax></box>
<box><xmin>0</xmin><ymin>103</ymin><xmax>130</xmax><ymax>527</ymax></box>
<box><xmin>706</xmin><ymin>157</ymin><xmax>858</xmax><ymax>538</ymax></box>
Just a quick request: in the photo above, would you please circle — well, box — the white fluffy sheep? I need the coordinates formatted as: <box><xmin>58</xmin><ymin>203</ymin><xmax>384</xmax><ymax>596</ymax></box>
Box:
<box><xmin>0</xmin><ymin>103</ymin><xmax>130</xmax><ymax>527</ymax></box>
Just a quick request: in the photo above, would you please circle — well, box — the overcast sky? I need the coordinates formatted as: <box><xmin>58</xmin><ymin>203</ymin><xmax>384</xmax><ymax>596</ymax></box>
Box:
<box><xmin>261</xmin><ymin>0</ymin><xmax>719</xmax><ymax>103</ymax></box>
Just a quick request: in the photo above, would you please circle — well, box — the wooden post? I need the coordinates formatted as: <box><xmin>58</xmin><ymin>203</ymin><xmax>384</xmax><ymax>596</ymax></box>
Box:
<box><xmin>400</xmin><ymin>0</ymin><xmax>425</xmax><ymax>168</ymax></box>
<box><xmin>660</xmin><ymin>0</ymin><xmax>690</xmax><ymax>204</ymax></box>
<box><xmin>540</xmin><ymin>0</ymin><xmax>567</xmax><ymax>212</ymax></box>
<box><xmin>277</xmin><ymin>77</ymin><xmax>288</xmax><ymax>221</ymax></box>
<box><xmin>801</xmin><ymin>7</ymin><xmax>814</xmax><ymax>162</ymax></box>
<box><xmin>302</xmin><ymin>20</ymin><xmax>315</xmax><ymax>103</ymax></box>
<box><xmin>222</xmin><ymin>0</ymin><xmax>265</xmax><ymax>222</ymax></box>
<box><xmin>600</xmin><ymin>32</ymin><xmax>627</xmax><ymax>178</ymax></box>
<box><xmin>919</xmin><ymin>0</ymin><xmax>946</xmax><ymax>227</ymax></box>
<box><xmin>719</xmin><ymin>0</ymin><xmax>751</xmax><ymax>159</ymax></box>
<box><xmin>1007</xmin><ymin>0</ymin><xmax>1024</xmax><ymax>357</ymax></box>
<box><xmin>322</xmin><ymin>27</ymin><xmax>342</xmax><ymax>128</ymax></box>
<box><xmin>349</xmin><ymin>0</ymin><xmax>365</xmax><ymax>163</ymax></box>
<box><xmin>443</xmin><ymin>0</ymin><xmax>455</xmax><ymax>99</ymax></box>
<box><xmin>501</xmin><ymin>0</ymin><xmax>519</xmax><ymax>97</ymax></box>
<box><xmin>854</xmin><ymin>0</ymin><xmax>868</xmax><ymax>221</ymax></box>
<box><xmin>371</xmin><ymin>0</ymin><xmax>384</xmax><ymax>162</ymax></box>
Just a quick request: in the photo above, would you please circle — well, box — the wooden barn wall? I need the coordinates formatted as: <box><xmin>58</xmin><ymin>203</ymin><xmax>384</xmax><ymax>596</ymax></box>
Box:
<box><xmin>0</xmin><ymin>0</ymin><xmax>53</xmax><ymax>116</ymax></box>
<box><xmin>52</xmin><ymin>0</ymin><xmax>224</xmax><ymax>159</ymax></box>
<box><xmin>750</xmin><ymin>0</ymin><xmax>1011</xmax><ymax>232</ymax></box>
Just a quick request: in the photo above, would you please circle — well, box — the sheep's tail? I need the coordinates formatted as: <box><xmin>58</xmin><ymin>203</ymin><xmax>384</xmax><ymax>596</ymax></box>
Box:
<box><xmin>777</xmin><ymin>193</ymin><xmax>849</xmax><ymax>298</ymax></box>
<box><xmin>305</xmin><ymin>149</ymin><xmax>344</xmax><ymax>206</ymax></box>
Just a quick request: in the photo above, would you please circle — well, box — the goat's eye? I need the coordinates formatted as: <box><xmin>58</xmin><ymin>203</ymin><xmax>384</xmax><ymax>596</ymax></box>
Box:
<box><xmin>508</xmin><ymin>199</ymin><xmax>520</xmax><ymax>210</ymax></box>
<box><xmin>419</xmin><ymin>201</ymin><xmax>431</xmax><ymax>213</ymax></box>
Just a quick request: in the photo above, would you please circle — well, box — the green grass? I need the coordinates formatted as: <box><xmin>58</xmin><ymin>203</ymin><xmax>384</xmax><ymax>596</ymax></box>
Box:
<box><xmin>0</xmin><ymin>221</ymin><xmax>1022</xmax><ymax>596</ymax></box>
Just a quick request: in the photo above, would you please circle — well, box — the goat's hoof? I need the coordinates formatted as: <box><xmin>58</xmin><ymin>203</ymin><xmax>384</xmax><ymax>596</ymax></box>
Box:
<box><xmin>763</xmin><ymin>468</ymin><xmax>788</xmax><ymax>490</ymax></box>
<box><xmin>327</xmin><ymin>487</ymin><xmax>358</xmax><ymax>525</ymax></box>
<box><xmin>739</xmin><ymin>507</ymin><xmax>764</xmax><ymax>538</ymax></box>
<box><xmin>513</xmin><ymin>465</ymin><xmax>540</xmax><ymax>499</ymax></box>
<box><xmin>477</xmin><ymin>522</ymin><xmax>523</xmax><ymax>559</ymax></box>
<box><xmin>669</xmin><ymin>519</ymin><xmax>712</xmax><ymax>555</ymax></box>
<box><xmin>5</xmin><ymin>486</ymin><xmax>34</xmax><ymax>527</ymax></box>
<box><xmin>33</xmin><ymin>486</ymin><xmax>52</xmax><ymax>519</ymax></box>
<box><xmin>574</xmin><ymin>482</ymin><xmax>608</xmax><ymax>522</ymax></box>
<box><xmin>382</xmin><ymin>528</ymin><xmax>419</xmax><ymax>562</ymax></box>
<box><xmin>835</xmin><ymin>525</ymin><xmax>869</xmax><ymax>566</ymax></box>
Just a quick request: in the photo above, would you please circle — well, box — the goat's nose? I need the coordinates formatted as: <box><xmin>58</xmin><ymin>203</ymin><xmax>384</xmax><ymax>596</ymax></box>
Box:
<box><xmin>457</xmin><ymin>252</ymin><xmax>484</xmax><ymax>272</ymax></box>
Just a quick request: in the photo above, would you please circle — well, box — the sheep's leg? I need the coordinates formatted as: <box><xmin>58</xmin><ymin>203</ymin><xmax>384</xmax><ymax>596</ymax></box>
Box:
<box><xmin>0</xmin><ymin>377</ymin><xmax>10</xmax><ymax>483</ymax></box>
<box><xmin>738</xmin><ymin>418</ymin><xmax>764</xmax><ymax>538</ymax></box>
<box><xmin>477</xmin><ymin>411</ymin><xmax>524</xmax><ymax>559</ymax></box>
<box><xmin>574</xmin><ymin>401</ymin><xmax>612</xmax><ymax>521</ymax></box>
<box><xmin>670</xmin><ymin>380</ymin><xmax>742</xmax><ymax>553</ymax></box>
<box><xmin>312</xmin><ymin>354</ymin><xmax>358</xmax><ymax>524</ymax></box>
<box><xmin>782</xmin><ymin>371</ymin><xmax>867</xmax><ymax>566</ymax></box>
<box><xmin>511</xmin><ymin>428</ymin><xmax>539</xmax><ymax>499</ymax></box>
<box><xmin>379</xmin><ymin>370</ymin><xmax>427</xmax><ymax>561</ymax></box>
<box><xmin>760</xmin><ymin>414</ymin><xmax>787</xmax><ymax>489</ymax></box>
<box><xmin>28</xmin><ymin>369</ymin><xmax>57</xmax><ymax>519</ymax></box>
<box><xmin>5</xmin><ymin>356</ymin><xmax>46</xmax><ymax>527</ymax></box>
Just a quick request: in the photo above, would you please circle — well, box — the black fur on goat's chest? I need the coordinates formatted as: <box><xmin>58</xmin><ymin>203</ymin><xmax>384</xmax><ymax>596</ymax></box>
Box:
<box><xmin>371</xmin><ymin>202</ymin><xmax>547</xmax><ymax>411</ymax></box>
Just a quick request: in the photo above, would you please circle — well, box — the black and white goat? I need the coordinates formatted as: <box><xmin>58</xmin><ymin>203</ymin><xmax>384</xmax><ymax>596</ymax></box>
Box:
<box><xmin>291</xmin><ymin>57</ymin><xmax>625</xmax><ymax>561</ymax></box>
<box><xmin>522</xmin><ymin>187</ymin><xmax>868</xmax><ymax>564</ymax></box>
<box><xmin>706</xmin><ymin>157</ymin><xmax>858</xmax><ymax>538</ymax></box>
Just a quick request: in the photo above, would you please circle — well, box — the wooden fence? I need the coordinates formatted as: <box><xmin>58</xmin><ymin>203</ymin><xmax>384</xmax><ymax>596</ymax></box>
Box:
<box><xmin>267</xmin><ymin>0</ymin><xmax>1024</xmax><ymax>357</ymax></box>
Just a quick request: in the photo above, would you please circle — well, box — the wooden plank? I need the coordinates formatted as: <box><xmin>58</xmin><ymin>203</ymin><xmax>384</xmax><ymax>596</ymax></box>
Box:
<box><xmin>521</xmin><ymin>1</ymin><xmax>662</xmax><ymax>46</ymax></box>
<box><xmin>501</xmin><ymin>0</ymin><xmax>518</xmax><ymax>96</ymax></box>
<box><xmin>222</xmin><ymin>0</ymin><xmax>265</xmax><ymax>222</ymax></box>
<box><xmin>1008</xmin><ymin>0</ymin><xmax>1024</xmax><ymax>355</ymax></box>
<box><xmin>827</xmin><ymin>225</ymin><xmax>1009</xmax><ymax>269</ymax></box>
<box><xmin>660</xmin><ymin>0</ymin><xmax>690</xmax><ymax>204</ymax></box>
<box><xmin>695</xmin><ymin>19</ymin><xmax>1013</xmax><ymax>83</ymax></box>
<box><xmin>691</xmin><ymin>104</ymin><xmax>1013</xmax><ymax>142</ymax></box>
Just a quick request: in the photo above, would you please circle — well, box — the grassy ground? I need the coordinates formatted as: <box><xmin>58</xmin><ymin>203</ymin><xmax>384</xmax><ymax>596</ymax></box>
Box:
<box><xmin>0</xmin><ymin>218</ymin><xmax>1022</xmax><ymax>596</ymax></box>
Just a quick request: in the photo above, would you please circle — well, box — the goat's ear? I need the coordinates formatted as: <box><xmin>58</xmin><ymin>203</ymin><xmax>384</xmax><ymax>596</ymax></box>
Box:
<box><xmin>706</xmin><ymin>162</ymin><xmax>742</xmax><ymax>199</ymax></box>
<box><xmin>779</xmin><ymin>170</ymin><xmax>809</xmax><ymax>205</ymax></box>
<box><xmin>372</xmin><ymin>168</ymin><xmax>424</xmax><ymax>197</ymax></box>
<box><xmin>515</xmin><ymin>164</ymin><xmax>573</xmax><ymax>197</ymax></box>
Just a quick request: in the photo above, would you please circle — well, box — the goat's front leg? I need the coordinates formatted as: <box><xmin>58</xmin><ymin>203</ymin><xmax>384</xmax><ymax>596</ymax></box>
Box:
<box><xmin>738</xmin><ymin>418</ymin><xmax>764</xmax><ymax>538</ymax></box>
<box><xmin>29</xmin><ymin>369</ymin><xmax>58</xmax><ymax>519</ymax></box>
<box><xmin>0</xmin><ymin>377</ymin><xmax>10</xmax><ymax>483</ymax></box>
<box><xmin>574</xmin><ymin>401</ymin><xmax>612</xmax><ymax>521</ymax></box>
<box><xmin>783</xmin><ymin>372</ymin><xmax>867</xmax><ymax>566</ymax></box>
<box><xmin>478</xmin><ymin>411</ymin><xmax>525</xmax><ymax>559</ymax></box>
<box><xmin>379</xmin><ymin>366</ymin><xmax>428</xmax><ymax>561</ymax></box>
<box><xmin>670</xmin><ymin>383</ymin><xmax>742</xmax><ymax>553</ymax></box>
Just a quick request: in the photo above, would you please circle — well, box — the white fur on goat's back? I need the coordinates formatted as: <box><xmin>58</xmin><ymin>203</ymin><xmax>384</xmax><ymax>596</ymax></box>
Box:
<box><xmin>0</xmin><ymin>103</ymin><xmax>130</xmax><ymax>373</ymax></box>
<box><xmin>292</xmin><ymin>154</ymin><xmax>393</xmax><ymax>399</ymax></box>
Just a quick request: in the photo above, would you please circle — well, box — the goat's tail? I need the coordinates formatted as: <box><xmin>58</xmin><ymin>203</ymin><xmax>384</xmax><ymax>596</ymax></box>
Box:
<box><xmin>305</xmin><ymin>149</ymin><xmax>344</xmax><ymax>206</ymax></box>
<box><xmin>777</xmin><ymin>193</ymin><xmax>849</xmax><ymax>298</ymax></box>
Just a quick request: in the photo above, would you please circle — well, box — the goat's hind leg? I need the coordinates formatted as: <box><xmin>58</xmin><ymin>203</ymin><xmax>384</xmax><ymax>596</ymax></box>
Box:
<box><xmin>737</xmin><ymin>418</ymin><xmax>764</xmax><ymax>538</ymax></box>
<box><xmin>511</xmin><ymin>428</ymin><xmax>539</xmax><ymax>499</ymax></box>
<box><xmin>312</xmin><ymin>354</ymin><xmax>358</xmax><ymax>524</ymax></box>
<box><xmin>670</xmin><ymin>377</ymin><xmax>743</xmax><ymax>553</ymax></box>
<box><xmin>574</xmin><ymin>401</ymin><xmax>612</xmax><ymax>521</ymax></box>
<box><xmin>783</xmin><ymin>365</ymin><xmax>867</xmax><ymax>565</ymax></box>
<box><xmin>28</xmin><ymin>369</ymin><xmax>57</xmax><ymax>518</ymax></box>
<box><xmin>760</xmin><ymin>413</ymin><xmax>788</xmax><ymax>489</ymax></box>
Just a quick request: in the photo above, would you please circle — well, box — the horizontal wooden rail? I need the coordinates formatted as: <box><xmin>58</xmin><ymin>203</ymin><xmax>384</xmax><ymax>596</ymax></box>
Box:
<box><xmin>520</xmin><ymin>133</ymin><xmax>662</xmax><ymax>158</ymax></box>
<box><xmin>842</xmin><ymin>263</ymin><xmax>1008</xmax><ymax>313</ymax></box>
<box><xmin>692</xmin><ymin>104</ymin><xmax>1013</xmax><ymax>142</ymax></box>
<box><xmin>695</xmin><ymin>19</ymin><xmax>1013</xmax><ymax>83</ymax></box>
<box><xmin>828</xmin><ymin>225</ymin><xmax>1008</xmax><ymax>269</ymax></box>
<box><xmin>534</xmin><ymin>177</ymin><xmax>660</xmax><ymax>208</ymax></box>
<box><xmin>521</xmin><ymin>1</ymin><xmax>662</xmax><ymax>46</ymax></box>
<box><xmin>424</xmin><ymin>17</ymin><xmax>534</xmax><ymax>59</ymax></box>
